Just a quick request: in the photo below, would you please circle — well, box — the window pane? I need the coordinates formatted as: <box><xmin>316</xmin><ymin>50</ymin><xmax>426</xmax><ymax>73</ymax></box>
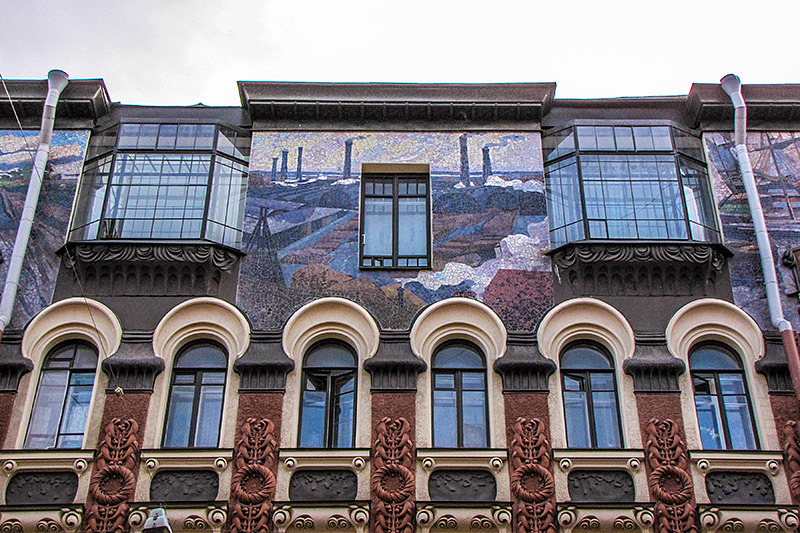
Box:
<box><xmin>562</xmin><ymin>346</ymin><xmax>611</xmax><ymax>369</ymax></box>
<box><xmin>434</xmin><ymin>345</ymin><xmax>483</xmax><ymax>369</ymax></box>
<box><xmin>163</xmin><ymin>385</ymin><xmax>195</xmax><ymax>447</ymax></box>
<box><xmin>333</xmin><ymin>375</ymin><xmax>355</xmax><ymax>448</ymax></box>
<box><xmin>299</xmin><ymin>388</ymin><xmax>327</xmax><ymax>448</ymax></box>
<box><xmin>193</xmin><ymin>385</ymin><xmax>223</xmax><ymax>447</ymax></box>
<box><xmin>614</xmin><ymin>127</ymin><xmax>634</xmax><ymax>150</ymax></box>
<box><xmin>722</xmin><ymin>395</ymin><xmax>756</xmax><ymax>450</ymax></box>
<box><xmin>25</xmin><ymin>370</ymin><xmax>69</xmax><ymax>449</ymax></box>
<box><xmin>462</xmin><ymin>372</ymin><xmax>485</xmax><ymax>391</ymax></box>
<box><xmin>564</xmin><ymin>390</ymin><xmax>591</xmax><ymax>448</ymax></box>
<box><xmin>691</xmin><ymin>346</ymin><xmax>740</xmax><ymax>370</ymax></box>
<box><xmin>719</xmin><ymin>374</ymin><xmax>746</xmax><ymax>395</ymax></box>
<box><xmin>589</xmin><ymin>372</ymin><xmax>614</xmax><ymax>391</ymax></box>
<box><xmin>398</xmin><ymin>197</ymin><xmax>427</xmax><ymax>256</ymax></box>
<box><xmin>592</xmin><ymin>391</ymin><xmax>621</xmax><ymax>448</ymax></box>
<box><xmin>157</xmin><ymin>125</ymin><xmax>177</xmax><ymax>150</ymax></box>
<box><xmin>433</xmin><ymin>390</ymin><xmax>457</xmax><ymax>447</ymax></box>
<box><xmin>596</xmin><ymin>127</ymin><xmax>615</xmax><ymax>150</ymax></box>
<box><xmin>363</xmin><ymin>197</ymin><xmax>393</xmax><ymax>256</ymax></box>
<box><xmin>304</xmin><ymin>343</ymin><xmax>355</xmax><ymax>368</ymax></box>
<box><xmin>577</xmin><ymin>127</ymin><xmax>597</xmax><ymax>150</ymax></box>
<box><xmin>462</xmin><ymin>390</ymin><xmax>487</xmax><ymax>447</ymax></box>
<box><xmin>434</xmin><ymin>373</ymin><xmax>455</xmax><ymax>389</ymax></box>
<box><xmin>176</xmin><ymin>344</ymin><xmax>227</xmax><ymax>368</ymax></box>
<box><xmin>59</xmin><ymin>381</ymin><xmax>94</xmax><ymax>438</ymax></box>
<box><xmin>695</xmin><ymin>395</ymin><xmax>726</xmax><ymax>450</ymax></box>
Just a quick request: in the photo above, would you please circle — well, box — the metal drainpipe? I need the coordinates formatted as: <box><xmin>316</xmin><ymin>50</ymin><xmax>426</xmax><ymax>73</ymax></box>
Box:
<box><xmin>0</xmin><ymin>70</ymin><xmax>69</xmax><ymax>339</ymax></box>
<box><xmin>721</xmin><ymin>74</ymin><xmax>800</xmax><ymax>399</ymax></box>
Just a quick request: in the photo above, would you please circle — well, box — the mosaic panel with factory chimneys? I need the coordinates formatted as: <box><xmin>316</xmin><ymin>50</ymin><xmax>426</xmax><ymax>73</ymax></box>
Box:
<box><xmin>238</xmin><ymin>132</ymin><xmax>553</xmax><ymax>330</ymax></box>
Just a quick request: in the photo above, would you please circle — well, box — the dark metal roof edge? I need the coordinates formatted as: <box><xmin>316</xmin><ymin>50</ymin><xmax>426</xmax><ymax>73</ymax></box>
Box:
<box><xmin>0</xmin><ymin>78</ymin><xmax>111</xmax><ymax>120</ymax></box>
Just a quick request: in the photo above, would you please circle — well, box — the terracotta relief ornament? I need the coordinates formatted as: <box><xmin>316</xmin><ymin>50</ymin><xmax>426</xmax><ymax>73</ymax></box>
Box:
<box><xmin>372</xmin><ymin>417</ymin><xmax>415</xmax><ymax>533</ymax></box>
<box><xmin>230</xmin><ymin>418</ymin><xmax>279</xmax><ymax>533</ymax></box>
<box><xmin>644</xmin><ymin>419</ymin><xmax>697</xmax><ymax>533</ymax></box>
<box><xmin>783</xmin><ymin>420</ymin><xmax>800</xmax><ymax>500</ymax></box>
<box><xmin>509</xmin><ymin>418</ymin><xmax>556</xmax><ymax>533</ymax></box>
<box><xmin>85</xmin><ymin>418</ymin><xmax>140</xmax><ymax>533</ymax></box>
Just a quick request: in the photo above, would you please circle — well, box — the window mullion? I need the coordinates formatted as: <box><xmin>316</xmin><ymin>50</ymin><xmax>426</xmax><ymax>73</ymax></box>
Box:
<box><xmin>54</xmin><ymin>371</ymin><xmax>73</xmax><ymax>445</ymax></box>
<box><xmin>455</xmin><ymin>370</ymin><xmax>464</xmax><ymax>448</ymax></box>
<box><xmin>187</xmin><ymin>372</ymin><xmax>201</xmax><ymax>447</ymax></box>
<box><xmin>392</xmin><ymin>175</ymin><xmax>399</xmax><ymax>266</ymax></box>
<box><xmin>585</xmin><ymin>371</ymin><xmax>599</xmax><ymax>447</ymax></box>
<box><xmin>325</xmin><ymin>373</ymin><xmax>334</xmax><ymax>448</ymax></box>
<box><xmin>715</xmin><ymin>373</ymin><xmax>732</xmax><ymax>450</ymax></box>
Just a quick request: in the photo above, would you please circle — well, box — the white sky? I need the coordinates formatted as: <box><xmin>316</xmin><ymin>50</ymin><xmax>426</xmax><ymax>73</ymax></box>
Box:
<box><xmin>2</xmin><ymin>0</ymin><xmax>799</xmax><ymax>107</ymax></box>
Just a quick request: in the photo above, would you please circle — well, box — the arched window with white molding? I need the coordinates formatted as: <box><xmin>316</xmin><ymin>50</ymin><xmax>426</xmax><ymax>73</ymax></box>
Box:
<box><xmin>298</xmin><ymin>340</ymin><xmax>357</xmax><ymax>448</ymax></box>
<box><xmin>690</xmin><ymin>342</ymin><xmax>758</xmax><ymax>451</ymax></box>
<box><xmin>431</xmin><ymin>341</ymin><xmax>489</xmax><ymax>448</ymax></box>
<box><xmin>162</xmin><ymin>341</ymin><xmax>227</xmax><ymax>448</ymax></box>
<box><xmin>560</xmin><ymin>342</ymin><xmax>622</xmax><ymax>448</ymax></box>
<box><xmin>24</xmin><ymin>341</ymin><xmax>98</xmax><ymax>449</ymax></box>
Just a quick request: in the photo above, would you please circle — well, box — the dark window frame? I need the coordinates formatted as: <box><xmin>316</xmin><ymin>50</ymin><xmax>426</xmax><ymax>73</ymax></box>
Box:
<box><xmin>359</xmin><ymin>172</ymin><xmax>432</xmax><ymax>270</ymax></box>
<box><xmin>297</xmin><ymin>340</ymin><xmax>358</xmax><ymax>449</ymax></box>
<box><xmin>70</xmin><ymin>122</ymin><xmax>250</xmax><ymax>248</ymax></box>
<box><xmin>560</xmin><ymin>342</ymin><xmax>623</xmax><ymax>449</ymax></box>
<box><xmin>690</xmin><ymin>342</ymin><xmax>759</xmax><ymax>451</ymax></box>
<box><xmin>24</xmin><ymin>341</ymin><xmax>98</xmax><ymax>450</ymax></box>
<box><xmin>431</xmin><ymin>341</ymin><xmax>490</xmax><ymax>448</ymax></box>
<box><xmin>162</xmin><ymin>340</ymin><xmax>227</xmax><ymax>449</ymax></box>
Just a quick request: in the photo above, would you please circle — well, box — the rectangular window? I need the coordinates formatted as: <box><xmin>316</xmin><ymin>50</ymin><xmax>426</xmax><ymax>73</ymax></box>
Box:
<box><xmin>360</xmin><ymin>165</ymin><xmax>431</xmax><ymax>269</ymax></box>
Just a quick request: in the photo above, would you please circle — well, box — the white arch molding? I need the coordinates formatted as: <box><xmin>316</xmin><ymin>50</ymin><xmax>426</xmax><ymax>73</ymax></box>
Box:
<box><xmin>410</xmin><ymin>297</ymin><xmax>507</xmax><ymax>362</ymax></box>
<box><xmin>536</xmin><ymin>297</ymin><xmax>635</xmax><ymax>362</ymax></box>
<box><xmin>282</xmin><ymin>297</ymin><xmax>380</xmax><ymax>360</ymax></box>
<box><xmin>665</xmin><ymin>298</ymin><xmax>764</xmax><ymax>362</ymax></box>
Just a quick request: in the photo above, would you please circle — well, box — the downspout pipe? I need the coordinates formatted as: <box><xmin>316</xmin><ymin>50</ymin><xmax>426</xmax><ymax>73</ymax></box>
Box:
<box><xmin>0</xmin><ymin>70</ymin><xmax>69</xmax><ymax>338</ymax></box>
<box><xmin>721</xmin><ymin>74</ymin><xmax>800</xmax><ymax>398</ymax></box>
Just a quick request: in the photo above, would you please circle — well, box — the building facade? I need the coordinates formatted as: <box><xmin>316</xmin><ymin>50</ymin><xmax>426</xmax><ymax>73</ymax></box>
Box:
<box><xmin>0</xmin><ymin>78</ymin><xmax>799</xmax><ymax>532</ymax></box>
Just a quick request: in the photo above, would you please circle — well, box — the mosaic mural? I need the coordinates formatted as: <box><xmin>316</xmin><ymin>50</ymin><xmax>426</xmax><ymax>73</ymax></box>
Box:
<box><xmin>238</xmin><ymin>132</ymin><xmax>551</xmax><ymax>330</ymax></box>
<box><xmin>705</xmin><ymin>132</ymin><xmax>800</xmax><ymax>331</ymax></box>
<box><xmin>0</xmin><ymin>130</ymin><xmax>88</xmax><ymax>328</ymax></box>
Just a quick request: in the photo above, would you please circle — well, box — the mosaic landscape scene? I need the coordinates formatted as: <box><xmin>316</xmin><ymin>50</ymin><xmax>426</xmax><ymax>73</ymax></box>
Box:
<box><xmin>238</xmin><ymin>132</ymin><xmax>552</xmax><ymax>330</ymax></box>
<box><xmin>706</xmin><ymin>132</ymin><xmax>800</xmax><ymax>331</ymax></box>
<box><xmin>0</xmin><ymin>130</ymin><xmax>88</xmax><ymax>328</ymax></box>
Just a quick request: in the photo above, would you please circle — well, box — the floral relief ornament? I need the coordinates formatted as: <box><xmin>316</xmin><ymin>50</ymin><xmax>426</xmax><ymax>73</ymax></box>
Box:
<box><xmin>645</xmin><ymin>419</ymin><xmax>696</xmax><ymax>533</ymax></box>
<box><xmin>84</xmin><ymin>418</ymin><xmax>140</xmax><ymax>533</ymax></box>
<box><xmin>230</xmin><ymin>418</ymin><xmax>279</xmax><ymax>533</ymax></box>
<box><xmin>372</xmin><ymin>417</ymin><xmax>415</xmax><ymax>533</ymax></box>
<box><xmin>509</xmin><ymin>418</ymin><xmax>556</xmax><ymax>533</ymax></box>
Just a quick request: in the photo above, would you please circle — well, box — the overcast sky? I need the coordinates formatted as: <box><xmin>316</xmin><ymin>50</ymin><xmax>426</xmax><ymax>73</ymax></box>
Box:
<box><xmin>2</xmin><ymin>0</ymin><xmax>799</xmax><ymax>107</ymax></box>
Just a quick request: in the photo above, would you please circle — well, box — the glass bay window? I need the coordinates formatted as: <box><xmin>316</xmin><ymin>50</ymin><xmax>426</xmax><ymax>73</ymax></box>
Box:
<box><xmin>70</xmin><ymin>123</ymin><xmax>249</xmax><ymax>249</ymax></box>
<box><xmin>544</xmin><ymin>125</ymin><xmax>720</xmax><ymax>248</ymax></box>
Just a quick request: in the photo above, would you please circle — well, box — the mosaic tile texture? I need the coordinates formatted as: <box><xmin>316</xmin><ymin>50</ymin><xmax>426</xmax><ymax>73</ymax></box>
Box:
<box><xmin>0</xmin><ymin>130</ymin><xmax>89</xmax><ymax>328</ymax></box>
<box><xmin>705</xmin><ymin>132</ymin><xmax>800</xmax><ymax>331</ymax></box>
<box><xmin>238</xmin><ymin>132</ymin><xmax>552</xmax><ymax>331</ymax></box>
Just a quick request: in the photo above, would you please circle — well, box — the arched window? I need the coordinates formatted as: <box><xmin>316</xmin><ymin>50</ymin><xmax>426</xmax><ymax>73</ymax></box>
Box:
<box><xmin>432</xmin><ymin>342</ymin><xmax>488</xmax><ymax>448</ymax></box>
<box><xmin>298</xmin><ymin>341</ymin><xmax>357</xmax><ymax>448</ymax></box>
<box><xmin>163</xmin><ymin>341</ymin><xmax>226</xmax><ymax>448</ymax></box>
<box><xmin>561</xmin><ymin>343</ymin><xmax>622</xmax><ymax>448</ymax></box>
<box><xmin>24</xmin><ymin>341</ymin><xmax>98</xmax><ymax>449</ymax></box>
<box><xmin>690</xmin><ymin>343</ymin><xmax>758</xmax><ymax>450</ymax></box>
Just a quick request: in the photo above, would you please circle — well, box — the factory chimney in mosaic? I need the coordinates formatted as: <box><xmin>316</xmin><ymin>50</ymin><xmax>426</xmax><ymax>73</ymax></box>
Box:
<box><xmin>343</xmin><ymin>139</ymin><xmax>353</xmax><ymax>179</ymax></box>
<box><xmin>459</xmin><ymin>134</ymin><xmax>470</xmax><ymax>186</ymax></box>
<box><xmin>280</xmin><ymin>149</ymin><xmax>289</xmax><ymax>181</ymax></box>
<box><xmin>270</xmin><ymin>157</ymin><xmax>278</xmax><ymax>182</ymax></box>
<box><xmin>296</xmin><ymin>147</ymin><xmax>303</xmax><ymax>181</ymax></box>
<box><xmin>482</xmin><ymin>146</ymin><xmax>492</xmax><ymax>182</ymax></box>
